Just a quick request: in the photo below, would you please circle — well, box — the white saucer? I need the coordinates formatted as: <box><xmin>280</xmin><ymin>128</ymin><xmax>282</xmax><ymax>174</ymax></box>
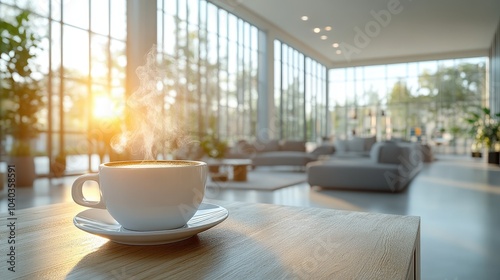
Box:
<box><xmin>73</xmin><ymin>203</ymin><xmax>228</xmax><ymax>245</ymax></box>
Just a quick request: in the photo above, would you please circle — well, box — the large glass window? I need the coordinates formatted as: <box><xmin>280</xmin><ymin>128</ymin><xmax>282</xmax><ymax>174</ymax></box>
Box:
<box><xmin>306</xmin><ymin>57</ymin><xmax>328</xmax><ymax>141</ymax></box>
<box><xmin>0</xmin><ymin>0</ymin><xmax>127</xmax><ymax>174</ymax></box>
<box><xmin>157</xmin><ymin>0</ymin><xmax>262</xmax><ymax>144</ymax></box>
<box><xmin>274</xmin><ymin>40</ymin><xmax>328</xmax><ymax>141</ymax></box>
<box><xmin>329</xmin><ymin>58</ymin><xmax>487</xmax><ymax>154</ymax></box>
<box><xmin>2</xmin><ymin>0</ymin><xmax>489</xmax><ymax>180</ymax></box>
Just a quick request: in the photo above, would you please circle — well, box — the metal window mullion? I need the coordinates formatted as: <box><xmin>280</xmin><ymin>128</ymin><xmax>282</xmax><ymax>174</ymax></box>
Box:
<box><xmin>279</xmin><ymin>42</ymin><xmax>284</xmax><ymax>140</ymax></box>
<box><xmin>204</xmin><ymin>2</ymin><xmax>210</xmax><ymax>137</ymax></box>
<box><xmin>158</xmin><ymin>1</ymin><xmax>164</xmax><ymax>155</ymax></box>
<box><xmin>240</xmin><ymin>20</ymin><xmax>246</xmax><ymax>137</ymax></box>
<box><xmin>248</xmin><ymin>27</ymin><xmax>253</xmax><ymax>138</ymax></box>
<box><xmin>47</xmin><ymin>0</ymin><xmax>53</xmax><ymax>168</ymax></box>
<box><xmin>59</xmin><ymin>0</ymin><xmax>64</xmax><ymax>165</ymax></box>
<box><xmin>240</xmin><ymin>21</ymin><xmax>245</xmax><ymax>138</ymax></box>
<box><xmin>225</xmin><ymin>13</ymin><xmax>230</xmax><ymax>138</ymax></box>
<box><xmin>325</xmin><ymin>65</ymin><xmax>329</xmax><ymax>138</ymax></box>
<box><xmin>107</xmin><ymin>0</ymin><xmax>112</xmax><ymax>96</ymax></box>
<box><xmin>196</xmin><ymin>0</ymin><xmax>203</xmax><ymax>137</ymax></box>
<box><xmin>303</xmin><ymin>57</ymin><xmax>307</xmax><ymax>141</ymax></box>
<box><xmin>87</xmin><ymin>0</ymin><xmax>93</xmax><ymax>170</ymax></box>
<box><xmin>215</xmin><ymin>5</ymin><xmax>221</xmax><ymax>138</ymax></box>
<box><xmin>184</xmin><ymin>0</ymin><xmax>190</xmax><ymax>135</ymax></box>
<box><xmin>235</xmin><ymin>19</ymin><xmax>240</xmax><ymax>137</ymax></box>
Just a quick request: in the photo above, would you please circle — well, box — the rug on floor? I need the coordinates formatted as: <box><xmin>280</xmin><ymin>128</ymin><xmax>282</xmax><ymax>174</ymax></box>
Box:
<box><xmin>205</xmin><ymin>170</ymin><xmax>307</xmax><ymax>191</ymax></box>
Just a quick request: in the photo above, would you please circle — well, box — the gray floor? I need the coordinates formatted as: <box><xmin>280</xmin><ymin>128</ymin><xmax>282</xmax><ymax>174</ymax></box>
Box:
<box><xmin>1</xmin><ymin>155</ymin><xmax>499</xmax><ymax>279</ymax></box>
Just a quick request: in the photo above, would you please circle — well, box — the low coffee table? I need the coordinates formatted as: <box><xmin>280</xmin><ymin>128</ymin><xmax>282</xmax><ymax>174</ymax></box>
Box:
<box><xmin>205</xmin><ymin>159</ymin><xmax>252</xmax><ymax>182</ymax></box>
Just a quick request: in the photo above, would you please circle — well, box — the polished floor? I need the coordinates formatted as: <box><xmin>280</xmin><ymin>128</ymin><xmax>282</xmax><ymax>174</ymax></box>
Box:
<box><xmin>1</xmin><ymin>155</ymin><xmax>500</xmax><ymax>279</ymax></box>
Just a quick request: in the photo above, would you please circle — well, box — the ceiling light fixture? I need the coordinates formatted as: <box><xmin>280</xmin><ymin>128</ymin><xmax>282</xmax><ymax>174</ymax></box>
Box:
<box><xmin>336</xmin><ymin>50</ymin><xmax>342</xmax><ymax>54</ymax></box>
<box><xmin>325</xmin><ymin>26</ymin><xmax>332</xmax><ymax>31</ymax></box>
<box><xmin>301</xmin><ymin>16</ymin><xmax>308</xmax><ymax>21</ymax></box>
<box><xmin>321</xmin><ymin>35</ymin><xmax>327</xmax><ymax>40</ymax></box>
<box><xmin>332</xmin><ymin>43</ymin><xmax>339</xmax><ymax>48</ymax></box>
<box><xmin>313</xmin><ymin>28</ymin><xmax>321</xmax><ymax>33</ymax></box>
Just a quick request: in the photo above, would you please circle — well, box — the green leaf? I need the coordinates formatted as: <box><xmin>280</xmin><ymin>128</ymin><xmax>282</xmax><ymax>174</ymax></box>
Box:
<box><xmin>0</xmin><ymin>9</ymin><xmax>45</xmax><ymax>147</ymax></box>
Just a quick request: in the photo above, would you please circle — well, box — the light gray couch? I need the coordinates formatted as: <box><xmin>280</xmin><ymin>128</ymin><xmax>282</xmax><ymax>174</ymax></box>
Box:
<box><xmin>251</xmin><ymin>140</ymin><xmax>335</xmax><ymax>167</ymax></box>
<box><xmin>307</xmin><ymin>141</ymin><xmax>423</xmax><ymax>192</ymax></box>
<box><xmin>334</xmin><ymin>136</ymin><xmax>376</xmax><ymax>158</ymax></box>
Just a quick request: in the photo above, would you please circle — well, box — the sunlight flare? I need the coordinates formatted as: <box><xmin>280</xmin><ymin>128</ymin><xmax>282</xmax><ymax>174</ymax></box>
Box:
<box><xmin>93</xmin><ymin>94</ymin><xmax>123</xmax><ymax>120</ymax></box>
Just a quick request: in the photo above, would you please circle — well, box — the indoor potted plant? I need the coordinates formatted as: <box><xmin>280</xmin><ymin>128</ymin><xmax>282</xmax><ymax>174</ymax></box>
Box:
<box><xmin>466</xmin><ymin>107</ymin><xmax>500</xmax><ymax>163</ymax></box>
<box><xmin>0</xmin><ymin>10</ymin><xmax>45</xmax><ymax>186</ymax></box>
<box><xmin>50</xmin><ymin>152</ymin><xmax>67</xmax><ymax>178</ymax></box>
<box><xmin>200</xmin><ymin>133</ymin><xmax>228</xmax><ymax>160</ymax></box>
<box><xmin>200</xmin><ymin>132</ymin><xmax>228</xmax><ymax>181</ymax></box>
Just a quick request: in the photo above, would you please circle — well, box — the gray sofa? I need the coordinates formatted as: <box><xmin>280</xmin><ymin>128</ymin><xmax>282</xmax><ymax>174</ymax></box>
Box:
<box><xmin>174</xmin><ymin>139</ymin><xmax>336</xmax><ymax>168</ymax></box>
<box><xmin>251</xmin><ymin>140</ymin><xmax>335</xmax><ymax>167</ymax></box>
<box><xmin>307</xmin><ymin>141</ymin><xmax>423</xmax><ymax>192</ymax></box>
<box><xmin>334</xmin><ymin>136</ymin><xmax>376</xmax><ymax>158</ymax></box>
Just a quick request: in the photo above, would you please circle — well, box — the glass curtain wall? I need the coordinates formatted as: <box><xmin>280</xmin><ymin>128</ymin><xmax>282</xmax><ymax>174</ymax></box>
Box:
<box><xmin>0</xmin><ymin>0</ymin><xmax>127</xmax><ymax>174</ymax></box>
<box><xmin>3</xmin><ymin>0</ymin><xmax>487</xmax><ymax>179</ymax></box>
<box><xmin>274</xmin><ymin>40</ymin><xmax>328</xmax><ymax>141</ymax></box>
<box><xmin>329</xmin><ymin>57</ymin><xmax>487</xmax><ymax>154</ymax></box>
<box><xmin>306</xmin><ymin>57</ymin><xmax>328</xmax><ymax>142</ymax></box>
<box><xmin>157</xmin><ymin>0</ymin><xmax>261</xmax><ymax>144</ymax></box>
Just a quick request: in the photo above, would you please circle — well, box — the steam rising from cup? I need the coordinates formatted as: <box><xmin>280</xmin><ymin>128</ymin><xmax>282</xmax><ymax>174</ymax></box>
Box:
<box><xmin>111</xmin><ymin>46</ymin><xmax>186</xmax><ymax>160</ymax></box>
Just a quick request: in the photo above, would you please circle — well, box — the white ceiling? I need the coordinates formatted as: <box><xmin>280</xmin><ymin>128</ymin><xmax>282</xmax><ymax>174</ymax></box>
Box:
<box><xmin>227</xmin><ymin>0</ymin><xmax>500</xmax><ymax>67</ymax></box>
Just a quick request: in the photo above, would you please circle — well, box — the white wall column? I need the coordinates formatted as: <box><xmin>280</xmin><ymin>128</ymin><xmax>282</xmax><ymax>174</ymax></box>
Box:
<box><xmin>125</xmin><ymin>0</ymin><xmax>157</xmax><ymax>159</ymax></box>
<box><xmin>257</xmin><ymin>30</ymin><xmax>275</xmax><ymax>141</ymax></box>
<box><xmin>126</xmin><ymin>0</ymin><xmax>157</xmax><ymax>99</ymax></box>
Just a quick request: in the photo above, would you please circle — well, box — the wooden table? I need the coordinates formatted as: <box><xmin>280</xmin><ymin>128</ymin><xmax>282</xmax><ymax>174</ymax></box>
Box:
<box><xmin>205</xmin><ymin>159</ymin><xmax>253</xmax><ymax>181</ymax></box>
<box><xmin>0</xmin><ymin>201</ymin><xmax>420</xmax><ymax>279</ymax></box>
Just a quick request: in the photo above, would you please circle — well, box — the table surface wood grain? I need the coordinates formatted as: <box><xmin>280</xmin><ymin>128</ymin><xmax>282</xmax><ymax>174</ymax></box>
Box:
<box><xmin>0</xmin><ymin>200</ymin><xmax>420</xmax><ymax>279</ymax></box>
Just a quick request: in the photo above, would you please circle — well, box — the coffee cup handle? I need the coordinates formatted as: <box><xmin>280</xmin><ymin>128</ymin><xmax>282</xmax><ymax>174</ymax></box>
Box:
<box><xmin>71</xmin><ymin>174</ymin><xmax>106</xmax><ymax>209</ymax></box>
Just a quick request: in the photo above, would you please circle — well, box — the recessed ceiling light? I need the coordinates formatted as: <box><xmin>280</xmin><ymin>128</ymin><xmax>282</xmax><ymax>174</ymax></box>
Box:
<box><xmin>313</xmin><ymin>28</ymin><xmax>321</xmax><ymax>33</ymax></box>
<box><xmin>301</xmin><ymin>16</ymin><xmax>308</xmax><ymax>21</ymax></box>
<box><xmin>325</xmin><ymin>26</ymin><xmax>332</xmax><ymax>31</ymax></box>
<box><xmin>321</xmin><ymin>35</ymin><xmax>327</xmax><ymax>40</ymax></box>
<box><xmin>332</xmin><ymin>43</ymin><xmax>339</xmax><ymax>48</ymax></box>
<box><xmin>336</xmin><ymin>50</ymin><xmax>342</xmax><ymax>54</ymax></box>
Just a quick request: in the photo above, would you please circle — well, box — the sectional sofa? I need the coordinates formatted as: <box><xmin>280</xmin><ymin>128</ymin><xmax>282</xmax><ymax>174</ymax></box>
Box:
<box><xmin>249</xmin><ymin>140</ymin><xmax>336</xmax><ymax>167</ymax></box>
<box><xmin>307</xmin><ymin>140</ymin><xmax>424</xmax><ymax>192</ymax></box>
<box><xmin>333</xmin><ymin>136</ymin><xmax>376</xmax><ymax>158</ymax></box>
<box><xmin>174</xmin><ymin>139</ymin><xmax>336</xmax><ymax>168</ymax></box>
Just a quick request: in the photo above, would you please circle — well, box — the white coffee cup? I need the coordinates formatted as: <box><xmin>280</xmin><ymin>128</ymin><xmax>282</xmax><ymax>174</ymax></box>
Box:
<box><xmin>72</xmin><ymin>160</ymin><xmax>208</xmax><ymax>231</ymax></box>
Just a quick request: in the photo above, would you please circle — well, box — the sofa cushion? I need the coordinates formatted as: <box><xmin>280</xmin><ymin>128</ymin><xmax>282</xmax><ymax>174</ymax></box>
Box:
<box><xmin>369</xmin><ymin>141</ymin><xmax>381</xmax><ymax>162</ymax></box>
<box><xmin>335</xmin><ymin>140</ymin><xmax>347</xmax><ymax>152</ymax></box>
<box><xmin>256</xmin><ymin>139</ymin><xmax>280</xmax><ymax>153</ymax></box>
<box><xmin>346</xmin><ymin>137</ymin><xmax>365</xmax><ymax>152</ymax></box>
<box><xmin>370</xmin><ymin>141</ymin><xmax>390</xmax><ymax>162</ymax></box>
<box><xmin>252</xmin><ymin>151</ymin><xmax>317</xmax><ymax>166</ymax></box>
<box><xmin>310</xmin><ymin>144</ymin><xmax>335</xmax><ymax>156</ymax></box>
<box><xmin>280</xmin><ymin>140</ymin><xmax>306</xmax><ymax>152</ymax></box>
<box><xmin>226</xmin><ymin>140</ymin><xmax>257</xmax><ymax>159</ymax></box>
<box><xmin>363</xmin><ymin>136</ymin><xmax>376</xmax><ymax>151</ymax></box>
<box><xmin>378</xmin><ymin>142</ymin><xmax>407</xmax><ymax>164</ymax></box>
<box><xmin>336</xmin><ymin>136</ymin><xmax>376</xmax><ymax>154</ymax></box>
<box><xmin>371</xmin><ymin>141</ymin><xmax>418</xmax><ymax>165</ymax></box>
